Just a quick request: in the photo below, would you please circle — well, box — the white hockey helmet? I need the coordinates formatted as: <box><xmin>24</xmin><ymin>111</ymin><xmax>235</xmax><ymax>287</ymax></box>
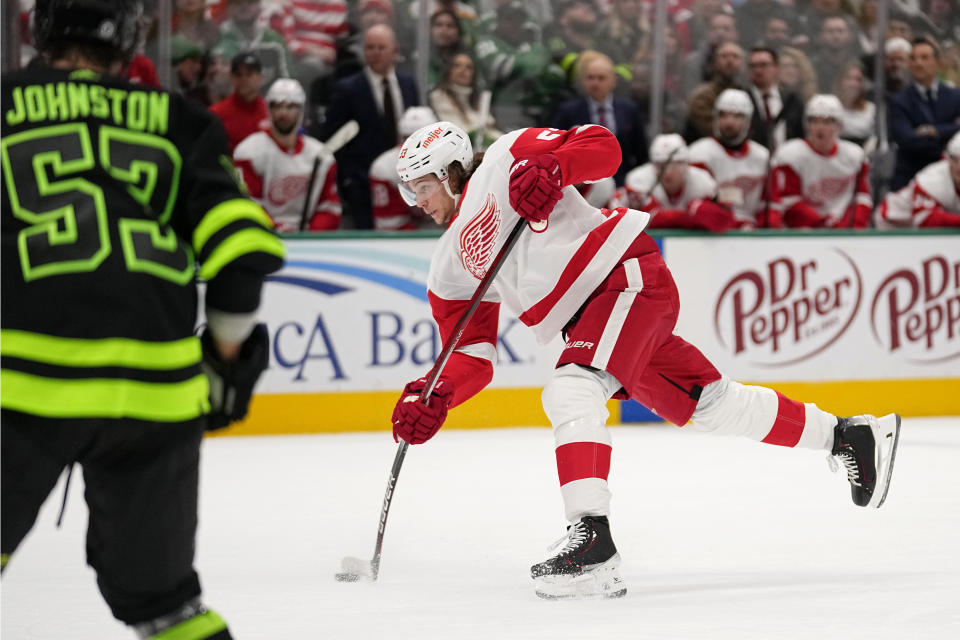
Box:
<box><xmin>265</xmin><ymin>78</ymin><xmax>306</xmax><ymax>106</ymax></box>
<box><xmin>398</xmin><ymin>106</ymin><xmax>438</xmax><ymax>138</ymax></box>
<box><xmin>947</xmin><ymin>131</ymin><xmax>960</xmax><ymax>158</ymax></box>
<box><xmin>805</xmin><ymin>94</ymin><xmax>844</xmax><ymax>123</ymax></box>
<box><xmin>396</xmin><ymin>121</ymin><xmax>473</xmax><ymax>204</ymax></box>
<box><xmin>714</xmin><ymin>88</ymin><xmax>754</xmax><ymax>119</ymax></box>
<box><xmin>650</xmin><ymin>133</ymin><xmax>688</xmax><ymax>164</ymax></box>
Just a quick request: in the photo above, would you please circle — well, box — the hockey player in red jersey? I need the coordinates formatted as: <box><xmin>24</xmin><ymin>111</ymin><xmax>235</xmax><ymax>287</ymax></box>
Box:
<box><xmin>880</xmin><ymin>130</ymin><xmax>960</xmax><ymax>227</ymax></box>
<box><xmin>688</xmin><ymin>89</ymin><xmax>775</xmax><ymax>228</ymax></box>
<box><xmin>233</xmin><ymin>79</ymin><xmax>341</xmax><ymax>231</ymax></box>
<box><xmin>771</xmin><ymin>94</ymin><xmax>872</xmax><ymax>228</ymax></box>
<box><xmin>390</xmin><ymin>121</ymin><xmax>901</xmax><ymax>600</ymax></box>
<box><xmin>369</xmin><ymin>106</ymin><xmax>439</xmax><ymax>231</ymax></box>
<box><xmin>609</xmin><ymin>134</ymin><xmax>739</xmax><ymax>231</ymax></box>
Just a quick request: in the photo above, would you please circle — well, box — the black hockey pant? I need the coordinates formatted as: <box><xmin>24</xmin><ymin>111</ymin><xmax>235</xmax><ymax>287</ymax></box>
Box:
<box><xmin>1</xmin><ymin>410</ymin><xmax>207</xmax><ymax>625</ymax></box>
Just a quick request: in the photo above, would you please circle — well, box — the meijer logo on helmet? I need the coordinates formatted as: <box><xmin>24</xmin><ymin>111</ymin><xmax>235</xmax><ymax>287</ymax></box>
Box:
<box><xmin>714</xmin><ymin>250</ymin><xmax>862</xmax><ymax>365</ymax></box>
<box><xmin>421</xmin><ymin>127</ymin><xmax>445</xmax><ymax>149</ymax></box>
<box><xmin>870</xmin><ymin>255</ymin><xmax>960</xmax><ymax>362</ymax></box>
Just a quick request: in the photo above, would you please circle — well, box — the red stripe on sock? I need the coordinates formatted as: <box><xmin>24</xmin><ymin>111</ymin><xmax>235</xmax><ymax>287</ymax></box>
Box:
<box><xmin>761</xmin><ymin>391</ymin><xmax>806</xmax><ymax>447</ymax></box>
<box><xmin>555</xmin><ymin>441</ymin><xmax>612</xmax><ymax>486</ymax></box>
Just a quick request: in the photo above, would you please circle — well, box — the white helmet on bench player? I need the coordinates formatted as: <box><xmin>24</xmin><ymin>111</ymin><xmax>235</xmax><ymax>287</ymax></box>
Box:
<box><xmin>805</xmin><ymin>94</ymin><xmax>844</xmax><ymax>123</ymax></box>
<box><xmin>714</xmin><ymin>88</ymin><xmax>754</xmax><ymax>145</ymax></box>
<box><xmin>650</xmin><ymin>133</ymin><xmax>688</xmax><ymax>164</ymax></box>
<box><xmin>396</xmin><ymin>121</ymin><xmax>473</xmax><ymax>204</ymax></box>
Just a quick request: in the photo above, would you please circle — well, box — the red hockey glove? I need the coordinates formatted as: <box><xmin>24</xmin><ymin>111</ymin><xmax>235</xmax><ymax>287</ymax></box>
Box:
<box><xmin>687</xmin><ymin>198</ymin><xmax>739</xmax><ymax>232</ymax></box>
<box><xmin>391</xmin><ymin>377</ymin><xmax>455</xmax><ymax>445</ymax></box>
<box><xmin>509</xmin><ymin>154</ymin><xmax>563</xmax><ymax>223</ymax></box>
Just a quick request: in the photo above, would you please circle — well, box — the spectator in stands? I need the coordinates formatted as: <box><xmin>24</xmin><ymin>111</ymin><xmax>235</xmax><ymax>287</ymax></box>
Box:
<box><xmin>771</xmin><ymin>94</ymin><xmax>872</xmax><ymax>228</ymax></box>
<box><xmin>689</xmin><ymin>89</ymin><xmax>774</xmax><ymax>227</ymax></box>
<box><xmin>890</xmin><ymin>38</ymin><xmax>960</xmax><ymax>189</ymax></box>
<box><xmin>675</xmin><ymin>0</ymin><xmax>731</xmax><ymax>55</ymax></box>
<box><xmin>630</xmin><ymin>53</ymin><xmax>687</xmax><ymax>136</ymax></box>
<box><xmin>917</xmin><ymin>0</ymin><xmax>960</xmax><ymax>47</ymax></box>
<box><xmin>369</xmin><ymin>107</ymin><xmax>440</xmax><ymax>231</ymax></box>
<box><xmin>205</xmin><ymin>48</ymin><xmax>234</xmax><ymax>104</ymax></box>
<box><xmin>881</xmin><ymin>131</ymin><xmax>960</xmax><ymax>227</ymax></box>
<box><xmin>171</xmin><ymin>35</ymin><xmax>209</xmax><ymax>106</ymax></box>
<box><xmin>216</xmin><ymin>0</ymin><xmax>295</xmax><ymax>90</ymax></box>
<box><xmin>835</xmin><ymin>61</ymin><xmax>876</xmax><ymax>150</ymax></box>
<box><xmin>597</xmin><ymin>0</ymin><xmax>651</xmax><ymax>72</ymax></box>
<box><xmin>884</xmin><ymin>37</ymin><xmax>913</xmax><ymax>94</ymax></box>
<box><xmin>735</xmin><ymin>0</ymin><xmax>789</xmax><ymax>50</ymax></box>
<box><xmin>684</xmin><ymin>42</ymin><xmax>745</xmax><ymax>143</ymax></box>
<box><xmin>210</xmin><ymin>52</ymin><xmax>269</xmax><ymax>152</ymax></box>
<box><xmin>474</xmin><ymin>1</ymin><xmax>564</xmax><ymax>130</ymax></box>
<box><xmin>550</xmin><ymin>51</ymin><xmax>648</xmax><ymax>186</ymax></box>
<box><xmin>745</xmin><ymin>46</ymin><xmax>805</xmax><ymax>153</ymax></box>
<box><xmin>810</xmin><ymin>15</ymin><xmax>863</xmax><ymax>93</ymax></box>
<box><xmin>544</xmin><ymin>0</ymin><xmax>603</xmax><ymax>91</ymax></box>
<box><xmin>423</xmin><ymin>9</ymin><xmax>468</xmax><ymax>88</ymax></box>
<box><xmin>429</xmin><ymin>52</ymin><xmax>503</xmax><ymax>148</ymax></box>
<box><xmin>887</xmin><ymin>11</ymin><xmax>917</xmax><ymax>43</ymax></box>
<box><xmin>271</xmin><ymin>0</ymin><xmax>348</xmax><ymax>95</ymax></box>
<box><xmin>778</xmin><ymin>46</ymin><xmax>818</xmax><ymax>101</ymax></box>
<box><xmin>762</xmin><ymin>14</ymin><xmax>795</xmax><ymax>52</ymax></box>
<box><xmin>610</xmin><ymin>134</ymin><xmax>738</xmax><ymax>231</ymax></box>
<box><xmin>855</xmin><ymin>0</ymin><xmax>880</xmax><ymax>54</ymax></box>
<box><xmin>684</xmin><ymin>13</ymin><xmax>739</xmax><ymax>94</ymax></box>
<box><xmin>234</xmin><ymin>79</ymin><xmax>341</xmax><ymax>232</ymax></box>
<box><xmin>174</xmin><ymin>0</ymin><xmax>219</xmax><ymax>52</ymax></box>
<box><xmin>321</xmin><ymin>23</ymin><xmax>419</xmax><ymax>230</ymax></box>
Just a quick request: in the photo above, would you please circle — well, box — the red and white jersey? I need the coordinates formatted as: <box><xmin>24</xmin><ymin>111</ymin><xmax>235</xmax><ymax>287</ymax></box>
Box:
<box><xmin>609</xmin><ymin>163</ymin><xmax>716</xmax><ymax>218</ymax></box>
<box><xmin>427</xmin><ymin>126</ymin><xmax>650</xmax><ymax>405</ymax></box>
<box><xmin>881</xmin><ymin>159</ymin><xmax>960</xmax><ymax>228</ymax></box>
<box><xmin>771</xmin><ymin>139</ymin><xmax>871</xmax><ymax>228</ymax></box>
<box><xmin>575</xmin><ymin>177</ymin><xmax>616</xmax><ymax>208</ymax></box>
<box><xmin>370</xmin><ymin>147</ymin><xmax>417</xmax><ymax>231</ymax></box>
<box><xmin>269</xmin><ymin>0</ymin><xmax>348</xmax><ymax>60</ymax></box>
<box><xmin>233</xmin><ymin>131</ymin><xmax>341</xmax><ymax>232</ymax></box>
<box><xmin>688</xmin><ymin>137</ymin><xmax>769</xmax><ymax>225</ymax></box>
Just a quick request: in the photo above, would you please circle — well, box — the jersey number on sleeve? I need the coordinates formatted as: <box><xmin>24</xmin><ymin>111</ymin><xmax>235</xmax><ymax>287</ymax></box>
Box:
<box><xmin>1</xmin><ymin>123</ymin><xmax>191</xmax><ymax>284</ymax></box>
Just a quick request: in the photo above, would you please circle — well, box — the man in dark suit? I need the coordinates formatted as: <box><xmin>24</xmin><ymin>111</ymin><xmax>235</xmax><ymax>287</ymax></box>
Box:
<box><xmin>320</xmin><ymin>23</ymin><xmax>418</xmax><ymax>229</ymax></box>
<box><xmin>549</xmin><ymin>50</ymin><xmax>648</xmax><ymax>185</ymax></box>
<box><xmin>890</xmin><ymin>38</ymin><xmax>960</xmax><ymax>190</ymax></box>
<box><xmin>745</xmin><ymin>47</ymin><xmax>804</xmax><ymax>153</ymax></box>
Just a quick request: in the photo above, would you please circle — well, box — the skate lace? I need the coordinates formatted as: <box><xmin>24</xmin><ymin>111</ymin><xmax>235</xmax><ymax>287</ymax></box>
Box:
<box><xmin>827</xmin><ymin>449</ymin><xmax>861</xmax><ymax>487</ymax></box>
<box><xmin>546</xmin><ymin>521</ymin><xmax>590</xmax><ymax>556</ymax></box>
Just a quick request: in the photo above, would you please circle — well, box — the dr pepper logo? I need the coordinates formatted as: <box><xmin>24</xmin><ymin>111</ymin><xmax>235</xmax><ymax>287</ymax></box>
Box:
<box><xmin>870</xmin><ymin>255</ymin><xmax>960</xmax><ymax>362</ymax></box>
<box><xmin>714</xmin><ymin>250</ymin><xmax>862</xmax><ymax>365</ymax></box>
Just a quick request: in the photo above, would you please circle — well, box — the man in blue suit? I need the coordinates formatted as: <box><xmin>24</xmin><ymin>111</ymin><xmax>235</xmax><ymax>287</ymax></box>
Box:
<box><xmin>890</xmin><ymin>38</ymin><xmax>960</xmax><ymax>190</ymax></box>
<box><xmin>320</xmin><ymin>24</ymin><xmax>418</xmax><ymax>229</ymax></box>
<box><xmin>549</xmin><ymin>50</ymin><xmax>648</xmax><ymax>186</ymax></box>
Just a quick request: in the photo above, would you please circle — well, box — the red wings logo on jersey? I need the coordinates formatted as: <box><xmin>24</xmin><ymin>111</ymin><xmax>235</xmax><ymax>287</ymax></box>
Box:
<box><xmin>806</xmin><ymin>174</ymin><xmax>853</xmax><ymax>207</ymax></box>
<box><xmin>459</xmin><ymin>193</ymin><xmax>501</xmax><ymax>279</ymax></box>
<box><xmin>267</xmin><ymin>174</ymin><xmax>309</xmax><ymax>206</ymax></box>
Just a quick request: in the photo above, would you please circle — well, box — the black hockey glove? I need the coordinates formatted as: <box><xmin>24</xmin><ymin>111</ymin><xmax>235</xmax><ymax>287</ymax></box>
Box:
<box><xmin>200</xmin><ymin>323</ymin><xmax>270</xmax><ymax>431</ymax></box>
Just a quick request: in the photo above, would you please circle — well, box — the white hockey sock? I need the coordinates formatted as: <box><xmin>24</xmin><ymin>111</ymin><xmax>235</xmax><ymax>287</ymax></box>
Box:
<box><xmin>690</xmin><ymin>377</ymin><xmax>837</xmax><ymax>450</ymax></box>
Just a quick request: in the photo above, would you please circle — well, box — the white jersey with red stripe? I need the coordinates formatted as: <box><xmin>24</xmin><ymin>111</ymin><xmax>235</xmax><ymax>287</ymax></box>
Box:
<box><xmin>609</xmin><ymin>163</ymin><xmax>716</xmax><ymax>216</ymax></box>
<box><xmin>428</xmin><ymin>126</ymin><xmax>651</xmax><ymax>375</ymax></box>
<box><xmin>575</xmin><ymin>176</ymin><xmax>616</xmax><ymax>208</ymax></box>
<box><xmin>881</xmin><ymin>158</ymin><xmax>960</xmax><ymax>227</ymax></box>
<box><xmin>233</xmin><ymin>131</ymin><xmax>341</xmax><ymax>232</ymax></box>
<box><xmin>771</xmin><ymin>138</ymin><xmax>871</xmax><ymax>225</ymax></box>
<box><xmin>370</xmin><ymin>146</ymin><xmax>417</xmax><ymax>230</ymax></box>
<box><xmin>688</xmin><ymin>137</ymin><xmax>770</xmax><ymax>224</ymax></box>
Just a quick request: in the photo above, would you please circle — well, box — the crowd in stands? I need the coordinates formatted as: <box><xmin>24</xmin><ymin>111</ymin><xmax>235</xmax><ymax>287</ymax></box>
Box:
<box><xmin>14</xmin><ymin>0</ymin><xmax>960</xmax><ymax>230</ymax></box>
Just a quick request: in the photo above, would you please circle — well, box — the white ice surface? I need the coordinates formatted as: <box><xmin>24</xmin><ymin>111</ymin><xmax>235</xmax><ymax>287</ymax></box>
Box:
<box><xmin>3</xmin><ymin>417</ymin><xmax>959</xmax><ymax>639</ymax></box>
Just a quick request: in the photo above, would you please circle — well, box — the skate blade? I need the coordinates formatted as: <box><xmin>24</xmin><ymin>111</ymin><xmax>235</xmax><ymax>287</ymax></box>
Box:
<box><xmin>534</xmin><ymin>556</ymin><xmax>627</xmax><ymax>600</ymax></box>
<box><xmin>871</xmin><ymin>413</ymin><xmax>901</xmax><ymax>509</ymax></box>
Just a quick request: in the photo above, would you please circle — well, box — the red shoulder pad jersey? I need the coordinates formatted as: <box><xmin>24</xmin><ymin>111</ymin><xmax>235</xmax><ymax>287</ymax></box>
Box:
<box><xmin>426</xmin><ymin>126</ymin><xmax>651</xmax><ymax>407</ymax></box>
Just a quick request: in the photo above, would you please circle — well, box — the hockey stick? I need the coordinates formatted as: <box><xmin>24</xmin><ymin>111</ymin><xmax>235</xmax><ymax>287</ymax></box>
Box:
<box><xmin>335</xmin><ymin>215</ymin><xmax>528</xmax><ymax>583</ymax></box>
<box><xmin>636</xmin><ymin>145</ymin><xmax>681</xmax><ymax>209</ymax></box>
<box><xmin>298</xmin><ymin>119</ymin><xmax>359</xmax><ymax>231</ymax></box>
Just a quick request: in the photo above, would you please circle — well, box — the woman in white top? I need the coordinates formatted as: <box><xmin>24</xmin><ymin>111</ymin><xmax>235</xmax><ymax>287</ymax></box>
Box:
<box><xmin>429</xmin><ymin>51</ymin><xmax>503</xmax><ymax>149</ymax></box>
<box><xmin>835</xmin><ymin>60</ymin><xmax>876</xmax><ymax>152</ymax></box>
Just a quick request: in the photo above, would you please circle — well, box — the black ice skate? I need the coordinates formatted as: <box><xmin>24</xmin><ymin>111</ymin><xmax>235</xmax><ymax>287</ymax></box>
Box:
<box><xmin>530</xmin><ymin>515</ymin><xmax>626</xmax><ymax>599</ymax></box>
<box><xmin>829</xmin><ymin>414</ymin><xmax>901</xmax><ymax>508</ymax></box>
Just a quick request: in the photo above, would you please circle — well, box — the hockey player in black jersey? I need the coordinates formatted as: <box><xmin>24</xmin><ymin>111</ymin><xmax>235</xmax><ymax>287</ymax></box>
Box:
<box><xmin>1</xmin><ymin>2</ymin><xmax>285</xmax><ymax>638</ymax></box>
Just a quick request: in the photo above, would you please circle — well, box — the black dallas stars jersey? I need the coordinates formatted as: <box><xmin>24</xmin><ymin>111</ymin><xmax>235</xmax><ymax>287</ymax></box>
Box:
<box><xmin>1</xmin><ymin>67</ymin><xmax>285</xmax><ymax>423</ymax></box>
